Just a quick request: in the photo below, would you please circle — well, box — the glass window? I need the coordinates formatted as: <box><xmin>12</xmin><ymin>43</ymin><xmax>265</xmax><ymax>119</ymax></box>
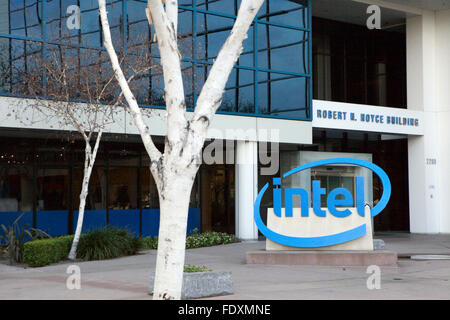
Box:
<box><xmin>197</xmin><ymin>0</ymin><xmax>237</xmax><ymax>16</ymax></box>
<box><xmin>311</xmin><ymin>167</ymin><xmax>356</xmax><ymax>208</ymax></box>
<box><xmin>190</xmin><ymin>173</ymin><xmax>200</xmax><ymax>208</ymax></box>
<box><xmin>108</xmin><ymin>149</ymin><xmax>140</xmax><ymax>167</ymax></box>
<box><xmin>7</xmin><ymin>0</ymin><xmax>41</xmax><ymax>38</ymax></box>
<box><xmin>1</xmin><ymin>0</ymin><xmax>312</xmax><ymax>120</ymax></box>
<box><xmin>258</xmin><ymin>25</ymin><xmax>309</xmax><ymax>74</ymax></box>
<box><xmin>258</xmin><ymin>71</ymin><xmax>309</xmax><ymax>118</ymax></box>
<box><xmin>108</xmin><ymin>167</ymin><xmax>138</xmax><ymax>210</ymax></box>
<box><xmin>259</xmin><ymin>0</ymin><xmax>308</xmax><ymax>29</ymax></box>
<box><xmin>178</xmin><ymin>8</ymin><xmax>193</xmax><ymax>58</ymax></box>
<box><xmin>36</xmin><ymin>168</ymin><xmax>69</xmax><ymax>211</ymax></box>
<box><xmin>199</xmin><ymin>166</ymin><xmax>233</xmax><ymax>233</ymax></box>
<box><xmin>196</xmin><ymin>13</ymin><xmax>238</xmax><ymax>64</ymax></box>
<box><xmin>220</xmin><ymin>68</ymin><xmax>255</xmax><ymax>114</ymax></box>
<box><xmin>72</xmin><ymin>167</ymin><xmax>107</xmax><ymax>210</ymax></box>
<box><xmin>35</xmin><ymin>145</ymin><xmax>71</xmax><ymax>166</ymax></box>
<box><xmin>182</xmin><ymin>61</ymin><xmax>196</xmax><ymax>108</ymax></box>
<box><xmin>141</xmin><ymin>168</ymin><xmax>159</xmax><ymax>209</ymax></box>
<box><xmin>0</xmin><ymin>166</ymin><xmax>33</xmax><ymax>212</ymax></box>
<box><xmin>312</xmin><ymin>17</ymin><xmax>406</xmax><ymax>109</ymax></box>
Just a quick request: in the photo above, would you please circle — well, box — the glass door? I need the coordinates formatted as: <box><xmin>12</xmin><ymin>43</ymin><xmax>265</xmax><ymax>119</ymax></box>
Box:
<box><xmin>200</xmin><ymin>165</ymin><xmax>235</xmax><ymax>234</ymax></box>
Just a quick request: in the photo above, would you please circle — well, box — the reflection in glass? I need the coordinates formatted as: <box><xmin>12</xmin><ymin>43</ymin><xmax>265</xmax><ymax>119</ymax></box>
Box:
<box><xmin>36</xmin><ymin>168</ymin><xmax>69</xmax><ymax>211</ymax></box>
<box><xmin>0</xmin><ymin>166</ymin><xmax>33</xmax><ymax>212</ymax></box>
<box><xmin>141</xmin><ymin>168</ymin><xmax>159</xmax><ymax>209</ymax></box>
<box><xmin>109</xmin><ymin>167</ymin><xmax>138</xmax><ymax>210</ymax></box>
<box><xmin>72</xmin><ymin>167</ymin><xmax>107</xmax><ymax>210</ymax></box>
<box><xmin>2</xmin><ymin>0</ymin><xmax>312</xmax><ymax>119</ymax></box>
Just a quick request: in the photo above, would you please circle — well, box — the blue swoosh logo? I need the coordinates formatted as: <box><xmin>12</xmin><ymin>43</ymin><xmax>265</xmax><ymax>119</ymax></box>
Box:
<box><xmin>254</xmin><ymin>158</ymin><xmax>391</xmax><ymax>248</ymax></box>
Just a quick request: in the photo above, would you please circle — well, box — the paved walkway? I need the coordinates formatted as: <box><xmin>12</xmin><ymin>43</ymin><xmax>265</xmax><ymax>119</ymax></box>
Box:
<box><xmin>1</xmin><ymin>233</ymin><xmax>450</xmax><ymax>300</ymax></box>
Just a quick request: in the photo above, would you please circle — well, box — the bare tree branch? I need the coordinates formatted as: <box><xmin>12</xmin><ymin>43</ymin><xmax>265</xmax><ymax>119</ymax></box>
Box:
<box><xmin>191</xmin><ymin>0</ymin><xmax>264</xmax><ymax>131</ymax></box>
<box><xmin>98</xmin><ymin>0</ymin><xmax>162</xmax><ymax>175</ymax></box>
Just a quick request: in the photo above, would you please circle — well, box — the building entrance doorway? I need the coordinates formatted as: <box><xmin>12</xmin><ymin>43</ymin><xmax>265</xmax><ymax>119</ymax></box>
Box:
<box><xmin>200</xmin><ymin>165</ymin><xmax>235</xmax><ymax>234</ymax></box>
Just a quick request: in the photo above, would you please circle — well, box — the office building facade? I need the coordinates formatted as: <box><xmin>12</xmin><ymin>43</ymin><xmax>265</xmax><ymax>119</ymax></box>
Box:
<box><xmin>0</xmin><ymin>0</ymin><xmax>448</xmax><ymax>239</ymax></box>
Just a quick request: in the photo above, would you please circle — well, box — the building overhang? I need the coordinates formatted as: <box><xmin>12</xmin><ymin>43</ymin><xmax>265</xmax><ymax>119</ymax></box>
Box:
<box><xmin>312</xmin><ymin>0</ymin><xmax>450</xmax><ymax>30</ymax></box>
<box><xmin>0</xmin><ymin>96</ymin><xmax>313</xmax><ymax>145</ymax></box>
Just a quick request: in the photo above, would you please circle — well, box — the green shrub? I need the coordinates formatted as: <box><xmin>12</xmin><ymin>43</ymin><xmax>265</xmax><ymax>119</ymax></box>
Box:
<box><xmin>140</xmin><ymin>236</ymin><xmax>158</xmax><ymax>250</ymax></box>
<box><xmin>185</xmin><ymin>231</ymin><xmax>236</xmax><ymax>249</ymax></box>
<box><xmin>23</xmin><ymin>227</ymin><xmax>142</xmax><ymax>267</ymax></box>
<box><xmin>142</xmin><ymin>231</ymin><xmax>237</xmax><ymax>250</ymax></box>
<box><xmin>184</xmin><ymin>265</ymin><xmax>211</xmax><ymax>273</ymax></box>
<box><xmin>76</xmin><ymin>227</ymin><xmax>141</xmax><ymax>261</ymax></box>
<box><xmin>23</xmin><ymin>235</ymin><xmax>73</xmax><ymax>267</ymax></box>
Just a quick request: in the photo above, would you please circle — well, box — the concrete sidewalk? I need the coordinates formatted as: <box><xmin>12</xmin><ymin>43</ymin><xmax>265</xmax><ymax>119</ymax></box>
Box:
<box><xmin>0</xmin><ymin>233</ymin><xmax>449</xmax><ymax>300</ymax></box>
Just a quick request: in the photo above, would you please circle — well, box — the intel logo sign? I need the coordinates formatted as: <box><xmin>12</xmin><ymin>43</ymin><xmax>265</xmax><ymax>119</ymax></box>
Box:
<box><xmin>254</xmin><ymin>158</ymin><xmax>391</xmax><ymax>248</ymax></box>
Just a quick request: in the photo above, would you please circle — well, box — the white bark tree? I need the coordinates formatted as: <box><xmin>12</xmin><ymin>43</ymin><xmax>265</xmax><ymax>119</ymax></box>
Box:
<box><xmin>98</xmin><ymin>0</ymin><xmax>265</xmax><ymax>300</ymax></box>
<box><xmin>68</xmin><ymin>125</ymin><xmax>103</xmax><ymax>261</ymax></box>
<box><xmin>19</xmin><ymin>42</ymin><xmax>154</xmax><ymax>260</ymax></box>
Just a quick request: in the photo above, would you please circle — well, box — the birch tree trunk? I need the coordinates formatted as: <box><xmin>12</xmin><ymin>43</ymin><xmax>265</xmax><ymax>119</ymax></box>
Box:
<box><xmin>68</xmin><ymin>130</ymin><xmax>103</xmax><ymax>260</ymax></box>
<box><xmin>153</xmin><ymin>170</ymin><xmax>197</xmax><ymax>299</ymax></box>
<box><xmin>98</xmin><ymin>0</ymin><xmax>264</xmax><ymax>300</ymax></box>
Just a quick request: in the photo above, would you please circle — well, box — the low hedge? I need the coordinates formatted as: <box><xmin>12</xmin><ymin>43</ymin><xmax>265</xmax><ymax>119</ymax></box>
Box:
<box><xmin>23</xmin><ymin>235</ymin><xmax>74</xmax><ymax>267</ymax></box>
<box><xmin>23</xmin><ymin>229</ymin><xmax>237</xmax><ymax>268</ymax></box>
<box><xmin>141</xmin><ymin>231</ymin><xmax>237</xmax><ymax>250</ymax></box>
<box><xmin>23</xmin><ymin>227</ymin><xmax>141</xmax><ymax>267</ymax></box>
<box><xmin>186</xmin><ymin>231</ymin><xmax>236</xmax><ymax>249</ymax></box>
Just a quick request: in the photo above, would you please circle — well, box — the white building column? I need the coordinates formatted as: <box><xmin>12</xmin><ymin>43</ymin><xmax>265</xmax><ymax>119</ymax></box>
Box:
<box><xmin>407</xmin><ymin>10</ymin><xmax>450</xmax><ymax>233</ymax></box>
<box><xmin>235</xmin><ymin>140</ymin><xmax>259</xmax><ymax>240</ymax></box>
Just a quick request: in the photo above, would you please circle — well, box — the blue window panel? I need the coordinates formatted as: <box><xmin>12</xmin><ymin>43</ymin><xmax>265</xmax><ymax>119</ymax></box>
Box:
<box><xmin>142</xmin><ymin>209</ymin><xmax>160</xmax><ymax>238</ymax></box>
<box><xmin>258</xmin><ymin>71</ymin><xmax>309</xmax><ymax>118</ymax></box>
<box><xmin>197</xmin><ymin>0</ymin><xmax>237</xmax><ymax>16</ymax></box>
<box><xmin>239</xmin><ymin>50</ymin><xmax>254</xmax><ymax>69</ymax></box>
<box><xmin>10</xmin><ymin>9</ymin><xmax>25</xmax><ymax>32</ymax></box>
<box><xmin>142</xmin><ymin>208</ymin><xmax>201</xmax><ymax>238</ymax></box>
<box><xmin>0</xmin><ymin>211</ymin><xmax>33</xmax><ymax>244</ymax></box>
<box><xmin>181</xmin><ymin>61</ymin><xmax>195</xmax><ymax>108</ymax></box>
<box><xmin>36</xmin><ymin>210</ymin><xmax>68</xmax><ymax>237</ymax></box>
<box><xmin>220</xmin><ymin>68</ymin><xmax>255</xmax><ymax>113</ymax></box>
<box><xmin>259</xmin><ymin>0</ymin><xmax>308</xmax><ymax>29</ymax></box>
<box><xmin>258</xmin><ymin>25</ymin><xmax>308</xmax><ymax>74</ymax></box>
<box><xmin>193</xmin><ymin>65</ymin><xmax>208</xmax><ymax>98</ymax></box>
<box><xmin>195</xmin><ymin>14</ymin><xmax>254</xmax><ymax>69</ymax></box>
<box><xmin>46</xmin><ymin>0</ymin><xmax>61</xmax><ymax>24</ymax></box>
<box><xmin>237</xmin><ymin>85</ymin><xmax>255</xmax><ymax>114</ymax></box>
<box><xmin>61</xmin><ymin>0</ymin><xmax>82</xmax><ymax>45</ymax></box>
<box><xmin>80</xmin><ymin>5</ymin><xmax>100</xmax><ymax>33</ymax></box>
<box><xmin>127</xmin><ymin>0</ymin><xmax>147</xmax><ymax>23</ymax></box>
<box><xmin>109</xmin><ymin>209</ymin><xmax>140</xmax><ymax>237</ymax></box>
<box><xmin>187</xmin><ymin>208</ymin><xmax>201</xmax><ymax>235</ymax></box>
<box><xmin>10</xmin><ymin>0</ymin><xmax>24</xmax><ymax>11</ymax></box>
<box><xmin>179</xmin><ymin>0</ymin><xmax>193</xmax><ymax>7</ymax></box>
<box><xmin>62</xmin><ymin>0</ymin><xmax>79</xmax><ymax>12</ymax></box>
<box><xmin>72</xmin><ymin>210</ymin><xmax>106</xmax><ymax>234</ymax></box>
<box><xmin>26</xmin><ymin>3</ymin><xmax>41</xmax><ymax>37</ymax></box>
<box><xmin>81</xmin><ymin>31</ymin><xmax>101</xmax><ymax>48</ymax></box>
<box><xmin>0</xmin><ymin>211</ymin><xmax>33</xmax><ymax>228</ymax></box>
<box><xmin>178</xmin><ymin>10</ymin><xmax>193</xmax><ymax>59</ymax></box>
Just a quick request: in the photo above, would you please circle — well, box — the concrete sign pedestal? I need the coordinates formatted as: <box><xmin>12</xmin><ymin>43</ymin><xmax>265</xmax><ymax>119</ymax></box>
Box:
<box><xmin>246</xmin><ymin>250</ymin><xmax>398</xmax><ymax>267</ymax></box>
<box><xmin>248</xmin><ymin>207</ymin><xmax>397</xmax><ymax>267</ymax></box>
